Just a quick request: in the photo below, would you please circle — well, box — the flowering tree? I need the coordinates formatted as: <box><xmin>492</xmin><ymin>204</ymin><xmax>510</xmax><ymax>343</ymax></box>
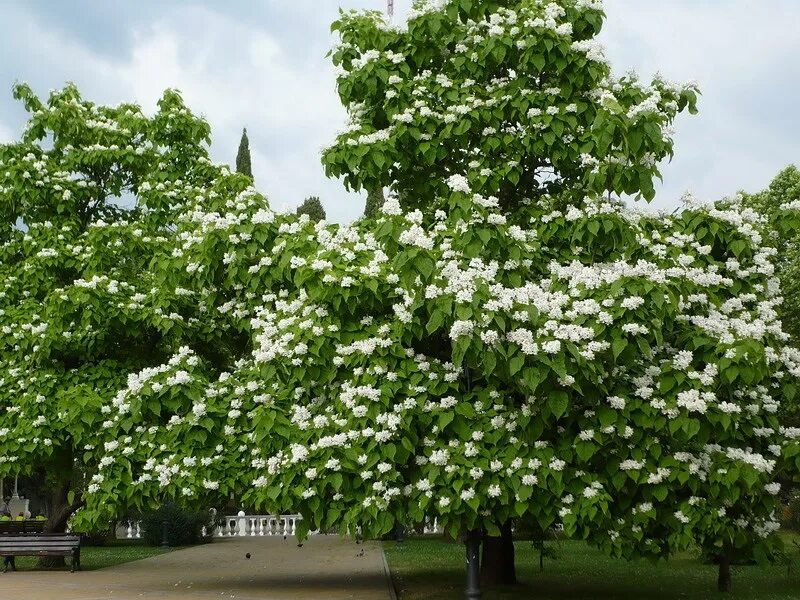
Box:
<box><xmin>321</xmin><ymin>0</ymin><xmax>701</xmax><ymax>580</ymax></box>
<box><xmin>742</xmin><ymin>166</ymin><xmax>800</xmax><ymax>342</ymax></box>
<box><xmin>0</xmin><ymin>82</ymin><xmax>244</xmax><ymax>536</ymax></box>
<box><xmin>85</xmin><ymin>181</ymin><xmax>800</xmax><ymax>591</ymax></box>
<box><xmin>79</xmin><ymin>1</ymin><xmax>800</xmax><ymax>595</ymax></box>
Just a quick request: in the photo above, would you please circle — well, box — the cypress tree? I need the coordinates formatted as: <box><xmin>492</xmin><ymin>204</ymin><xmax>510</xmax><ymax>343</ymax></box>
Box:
<box><xmin>236</xmin><ymin>128</ymin><xmax>253</xmax><ymax>179</ymax></box>
<box><xmin>296</xmin><ymin>196</ymin><xmax>326</xmax><ymax>222</ymax></box>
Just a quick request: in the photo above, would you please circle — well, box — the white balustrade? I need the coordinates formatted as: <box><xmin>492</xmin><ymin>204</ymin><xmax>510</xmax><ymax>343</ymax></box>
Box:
<box><xmin>213</xmin><ymin>514</ymin><xmax>304</xmax><ymax>537</ymax></box>
<box><xmin>114</xmin><ymin>520</ymin><xmax>142</xmax><ymax>539</ymax></box>
<box><xmin>423</xmin><ymin>517</ymin><xmax>440</xmax><ymax>534</ymax></box>
<box><xmin>115</xmin><ymin>513</ymin><xmax>306</xmax><ymax>540</ymax></box>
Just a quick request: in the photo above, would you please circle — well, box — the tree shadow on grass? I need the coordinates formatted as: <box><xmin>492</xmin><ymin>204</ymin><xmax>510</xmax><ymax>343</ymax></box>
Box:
<box><xmin>391</xmin><ymin>563</ymin><xmax>800</xmax><ymax>600</ymax></box>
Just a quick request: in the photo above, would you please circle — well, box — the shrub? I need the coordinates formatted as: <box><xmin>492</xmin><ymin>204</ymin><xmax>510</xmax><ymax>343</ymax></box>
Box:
<box><xmin>139</xmin><ymin>503</ymin><xmax>212</xmax><ymax>547</ymax></box>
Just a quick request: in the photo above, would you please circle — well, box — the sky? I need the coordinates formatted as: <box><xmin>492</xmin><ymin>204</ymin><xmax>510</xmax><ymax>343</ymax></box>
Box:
<box><xmin>0</xmin><ymin>0</ymin><xmax>797</xmax><ymax>223</ymax></box>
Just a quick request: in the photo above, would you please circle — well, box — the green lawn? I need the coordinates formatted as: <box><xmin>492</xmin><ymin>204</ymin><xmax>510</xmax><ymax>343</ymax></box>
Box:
<box><xmin>384</xmin><ymin>536</ymin><xmax>800</xmax><ymax>600</ymax></box>
<box><xmin>8</xmin><ymin>540</ymin><xmax>176</xmax><ymax>571</ymax></box>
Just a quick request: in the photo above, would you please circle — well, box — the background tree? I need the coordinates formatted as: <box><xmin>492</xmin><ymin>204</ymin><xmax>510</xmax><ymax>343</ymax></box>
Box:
<box><xmin>740</xmin><ymin>166</ymin><xmax>800</xmax><ymax>540</ymax></box>
<box><xmin>741</xmin><ymin>166</ymin><xmax>800</xmax><ymax>341</ymax></box>
<box><xmin>0</xmin><ymin>83</ymin><xmax>241</xmax><ymax>548</ymax></box>
<box><xmin>296</xmin><ymin>196</ymin><xmax>326</xmax><ymax>222</ymax></box>
<box><xmin>236</xmin><ymin>127</ymin><xmax>253</xmax><ymax>179</ymax></box>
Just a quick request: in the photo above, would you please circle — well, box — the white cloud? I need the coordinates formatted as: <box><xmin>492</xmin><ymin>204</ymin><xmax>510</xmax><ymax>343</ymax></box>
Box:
<box><xmin>116</xmin><ymin>6</ymin><xmax>357</xmax><ymax>219</ymax></box>
<box><xmin>0</xmin><ymin>122</ymin><xmax>12</xmax><ymax>144</ymax></box>
<box><xmin>0</xmin><ymin>2</ymin><xmax>365</xmax><ymax>221</ymax></box>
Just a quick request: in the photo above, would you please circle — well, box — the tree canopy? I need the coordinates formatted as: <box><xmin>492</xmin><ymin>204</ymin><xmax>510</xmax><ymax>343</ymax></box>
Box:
<box><xmin>0</xmin><ymin>82</ymin><xmax>248</xmax><ymax>526</ymax></box>
<box><xmin>322</xmin><ymin>0</ymin><xmax>698</xmax><ymax>211</ymax></box>
<box><xmin>742</xmin><ymin>166</ymin><xmax>800</xmax><ymax>341</ymax></box>
<box><xmin>73</xmin><ymin>0</ymin><xmax>800</xmax><ymax>577</ymax></box>
<box><xmin>1</xmin><ymin>3</ymin><xmax>799</xmax><ymax>593</ymax></box>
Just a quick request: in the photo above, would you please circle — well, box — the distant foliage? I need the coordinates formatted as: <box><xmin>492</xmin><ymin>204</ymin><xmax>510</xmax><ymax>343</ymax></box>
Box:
<box><xmin>296</xmin><ymin>196</ymin><xmax>326</xmax><ymax>222</ymax></box>
<box><xmin>139</xmin><ymin>503</ymin><xmax>211</xmax><ymax>546</ymax></box>
<box><xmin>741</xmin><ymin>166</ymin><xmax>800</xmax><ymax>341</ymax></box>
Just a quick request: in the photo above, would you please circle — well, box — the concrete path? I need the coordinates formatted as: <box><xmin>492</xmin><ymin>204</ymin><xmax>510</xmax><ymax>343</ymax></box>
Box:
<box><xmin>0</xmin><ymin>535</ymin><xmax>395</xmax><ymax>600</ymax></box>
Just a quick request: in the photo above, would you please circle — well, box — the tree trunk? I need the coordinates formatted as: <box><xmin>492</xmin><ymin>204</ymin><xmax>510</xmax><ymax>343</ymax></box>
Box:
<box><xmin>38</xmin><ymin>447</ymin><xmax>83</xmax><ymax>569</ymax></box>
<box><xmin>480</xmin><ymin>520</ymin><xmax>517</xmax><ymax>586</ymax></box>
<box><xmin>717</xmin><ymin>554</ymin><xmax>732</xmax><ymax>592</ymax></box>
<box><xmin>38</xmin><ymin>479</ymin><xmax>70</xmax><ymax>568</ymax></box>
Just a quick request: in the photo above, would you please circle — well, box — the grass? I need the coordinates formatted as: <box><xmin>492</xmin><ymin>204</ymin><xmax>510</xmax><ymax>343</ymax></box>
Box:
<box><xmin>8</xmin><ymin>539</ymin><xmax>177</xmax><ymax>571</ymax></box>
<box><xmin>384</xmin><ymin>535</ymin><xmax>800</xmax><ymax>600</ymax></box>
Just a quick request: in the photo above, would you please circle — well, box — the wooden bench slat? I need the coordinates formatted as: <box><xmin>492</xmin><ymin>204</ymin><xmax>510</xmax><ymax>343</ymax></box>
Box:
<box><xmin>0</xmin><ymin>539</ymin><xmax>79</xmax><ymax>543</ymax></box>
<box><xmin>0</xmin><ymin>546</ymin><xmax>80</xmax><ymax>554</ymax></box>
<box><xmin>1</xmin><ymin>551</ymin><xmax>76</xmax><ymax>555</ymax></box>
<box><xmin>0</xmin><ymin>545</ymin><xmax>78</xmax><ymax>548</ymax></box>
<box><xmin>0</xmin><ymin>542</ymin><xmax>79</xmax><ymax>545</ymax></box>
<box><xmin>0</xmin><ymin>536</ymin><xmax>78</xmax><ymax>540</ymax></box>
<box><xmin>0</xmin><ymin>543</ymin><xmax>79</xmax><ymax>547</ymax></box>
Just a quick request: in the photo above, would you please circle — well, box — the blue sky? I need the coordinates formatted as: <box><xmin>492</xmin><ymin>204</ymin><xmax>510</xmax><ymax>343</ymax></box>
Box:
<box><xmin>0</xmin><ymin>0</ymin><xmax>798</xmax><ymax>222</ymax></box>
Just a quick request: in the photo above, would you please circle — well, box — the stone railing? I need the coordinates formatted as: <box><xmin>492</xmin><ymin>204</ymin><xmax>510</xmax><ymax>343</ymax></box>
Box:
<box><xmin>115</xmin><ymin>512</ymin><xmax>450</xmax><ymax>540</ymax></box>
<box><xmin>215</xmin><ymin>513</ymin><xmax>304</xmax><ymax>537</ymax></box>
<box><xmin>115</xmin><ymin>512</ymin><xmax>305</xmax><ymax>540</ymax></box>
<box><xmin>117</xmin><ymin>520</ymin><xmax>143</xmax><ymax>540</ymax></box>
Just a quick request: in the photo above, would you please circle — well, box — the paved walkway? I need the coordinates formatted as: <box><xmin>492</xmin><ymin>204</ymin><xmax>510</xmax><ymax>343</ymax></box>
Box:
<box><xmin>0</xmin><ymin>535</ymin><xmax>394</xmax><ymax>600</ymax></box>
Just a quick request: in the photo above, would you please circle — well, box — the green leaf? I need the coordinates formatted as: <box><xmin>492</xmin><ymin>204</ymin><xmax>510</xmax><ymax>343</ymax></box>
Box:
<box><xmin>509</xmin><ymin>355</ymin><xmax>524</xmax><ymax>377</ymax></box>
<box><xmin>549</xmin><ymin>391</ymin><xmax>569</xmax><ymax>420</ymax></box>
<box><xmin>612</xmin><ymin>337</ymin><xmax>626</xmax><ymax>359</ymax></box>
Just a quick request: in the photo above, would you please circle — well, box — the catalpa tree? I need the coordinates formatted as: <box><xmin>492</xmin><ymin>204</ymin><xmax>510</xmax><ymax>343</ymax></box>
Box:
<box><xmin>83</xmin><ymin>0</ymin><xmax>800</xmax><ymax>595</ymax></box>
<box><xmin>0</xmin><ymin>83</ymin><xmax>246</xmax><ymax>535</ymax></box>
<box><xmin>86</xmin><ymin>178</ymin><xmax>800</xmax><ymax>593</ymax></box>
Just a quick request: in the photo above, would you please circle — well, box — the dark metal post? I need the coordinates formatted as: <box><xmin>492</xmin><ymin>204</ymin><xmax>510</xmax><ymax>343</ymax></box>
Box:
<box><xmin>395</xmin><ymin>521</ymin><xmax>405</xmax><ymax>545</ymax></box>
<box><xmin>465</xmin><ymin>529</ymin><xmax>481</xmax><ymax>600</ymax></box>
<box><xmin>160</xmin><ymin>520</ymin><xmax>169</xmax><ymax>548</ymax></box>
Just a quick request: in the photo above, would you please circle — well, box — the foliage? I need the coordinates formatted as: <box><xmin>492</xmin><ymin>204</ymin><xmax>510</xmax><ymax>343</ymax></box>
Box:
<box><xmin>741</xmin><ymin>166</ymin><xmax>800</xmax><ymax>343</ymax></box>
<box><xmin>139</xmin><ymin>502</ymin><xmax>210</xmax><ymax>546</ymax></box>
<box><xmin>3</xmin><ymin>1</ymin><xmax>800</xmax><ymax>586</ymax></box>
<box><xmin>236</xmin><ymin>128</ymin><xmax>253</xmax><ymax>179</ymax></box>
<box><xmin>322</xmin><ymin>0</ymin><xmax>698</xmax><ymax>210</ymax></box>
<box><xmin>0</xmin><ymin>82</ymin><xmax>246</xmax><ymax>522</ymax></box>
<box><xmin>296</xmin><ymin>196</ymin><xmax>327</xmax><ymax>222</ymax></box>
<box><xmin>77</xmin><ymin>0</ymin><xmax>798</xmax><ymax>576</ymax></box>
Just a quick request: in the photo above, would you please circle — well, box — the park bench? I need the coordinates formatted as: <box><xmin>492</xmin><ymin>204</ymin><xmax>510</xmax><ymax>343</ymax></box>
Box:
<box><xmin>0</xmin><ymin>520</ymin><xmax>46</xmax><ymax>534</ymax></box>
<box><xmin>0</xmin><ymin>533</ymin><xmax>81</xmax><ymax>572</ymax></box>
